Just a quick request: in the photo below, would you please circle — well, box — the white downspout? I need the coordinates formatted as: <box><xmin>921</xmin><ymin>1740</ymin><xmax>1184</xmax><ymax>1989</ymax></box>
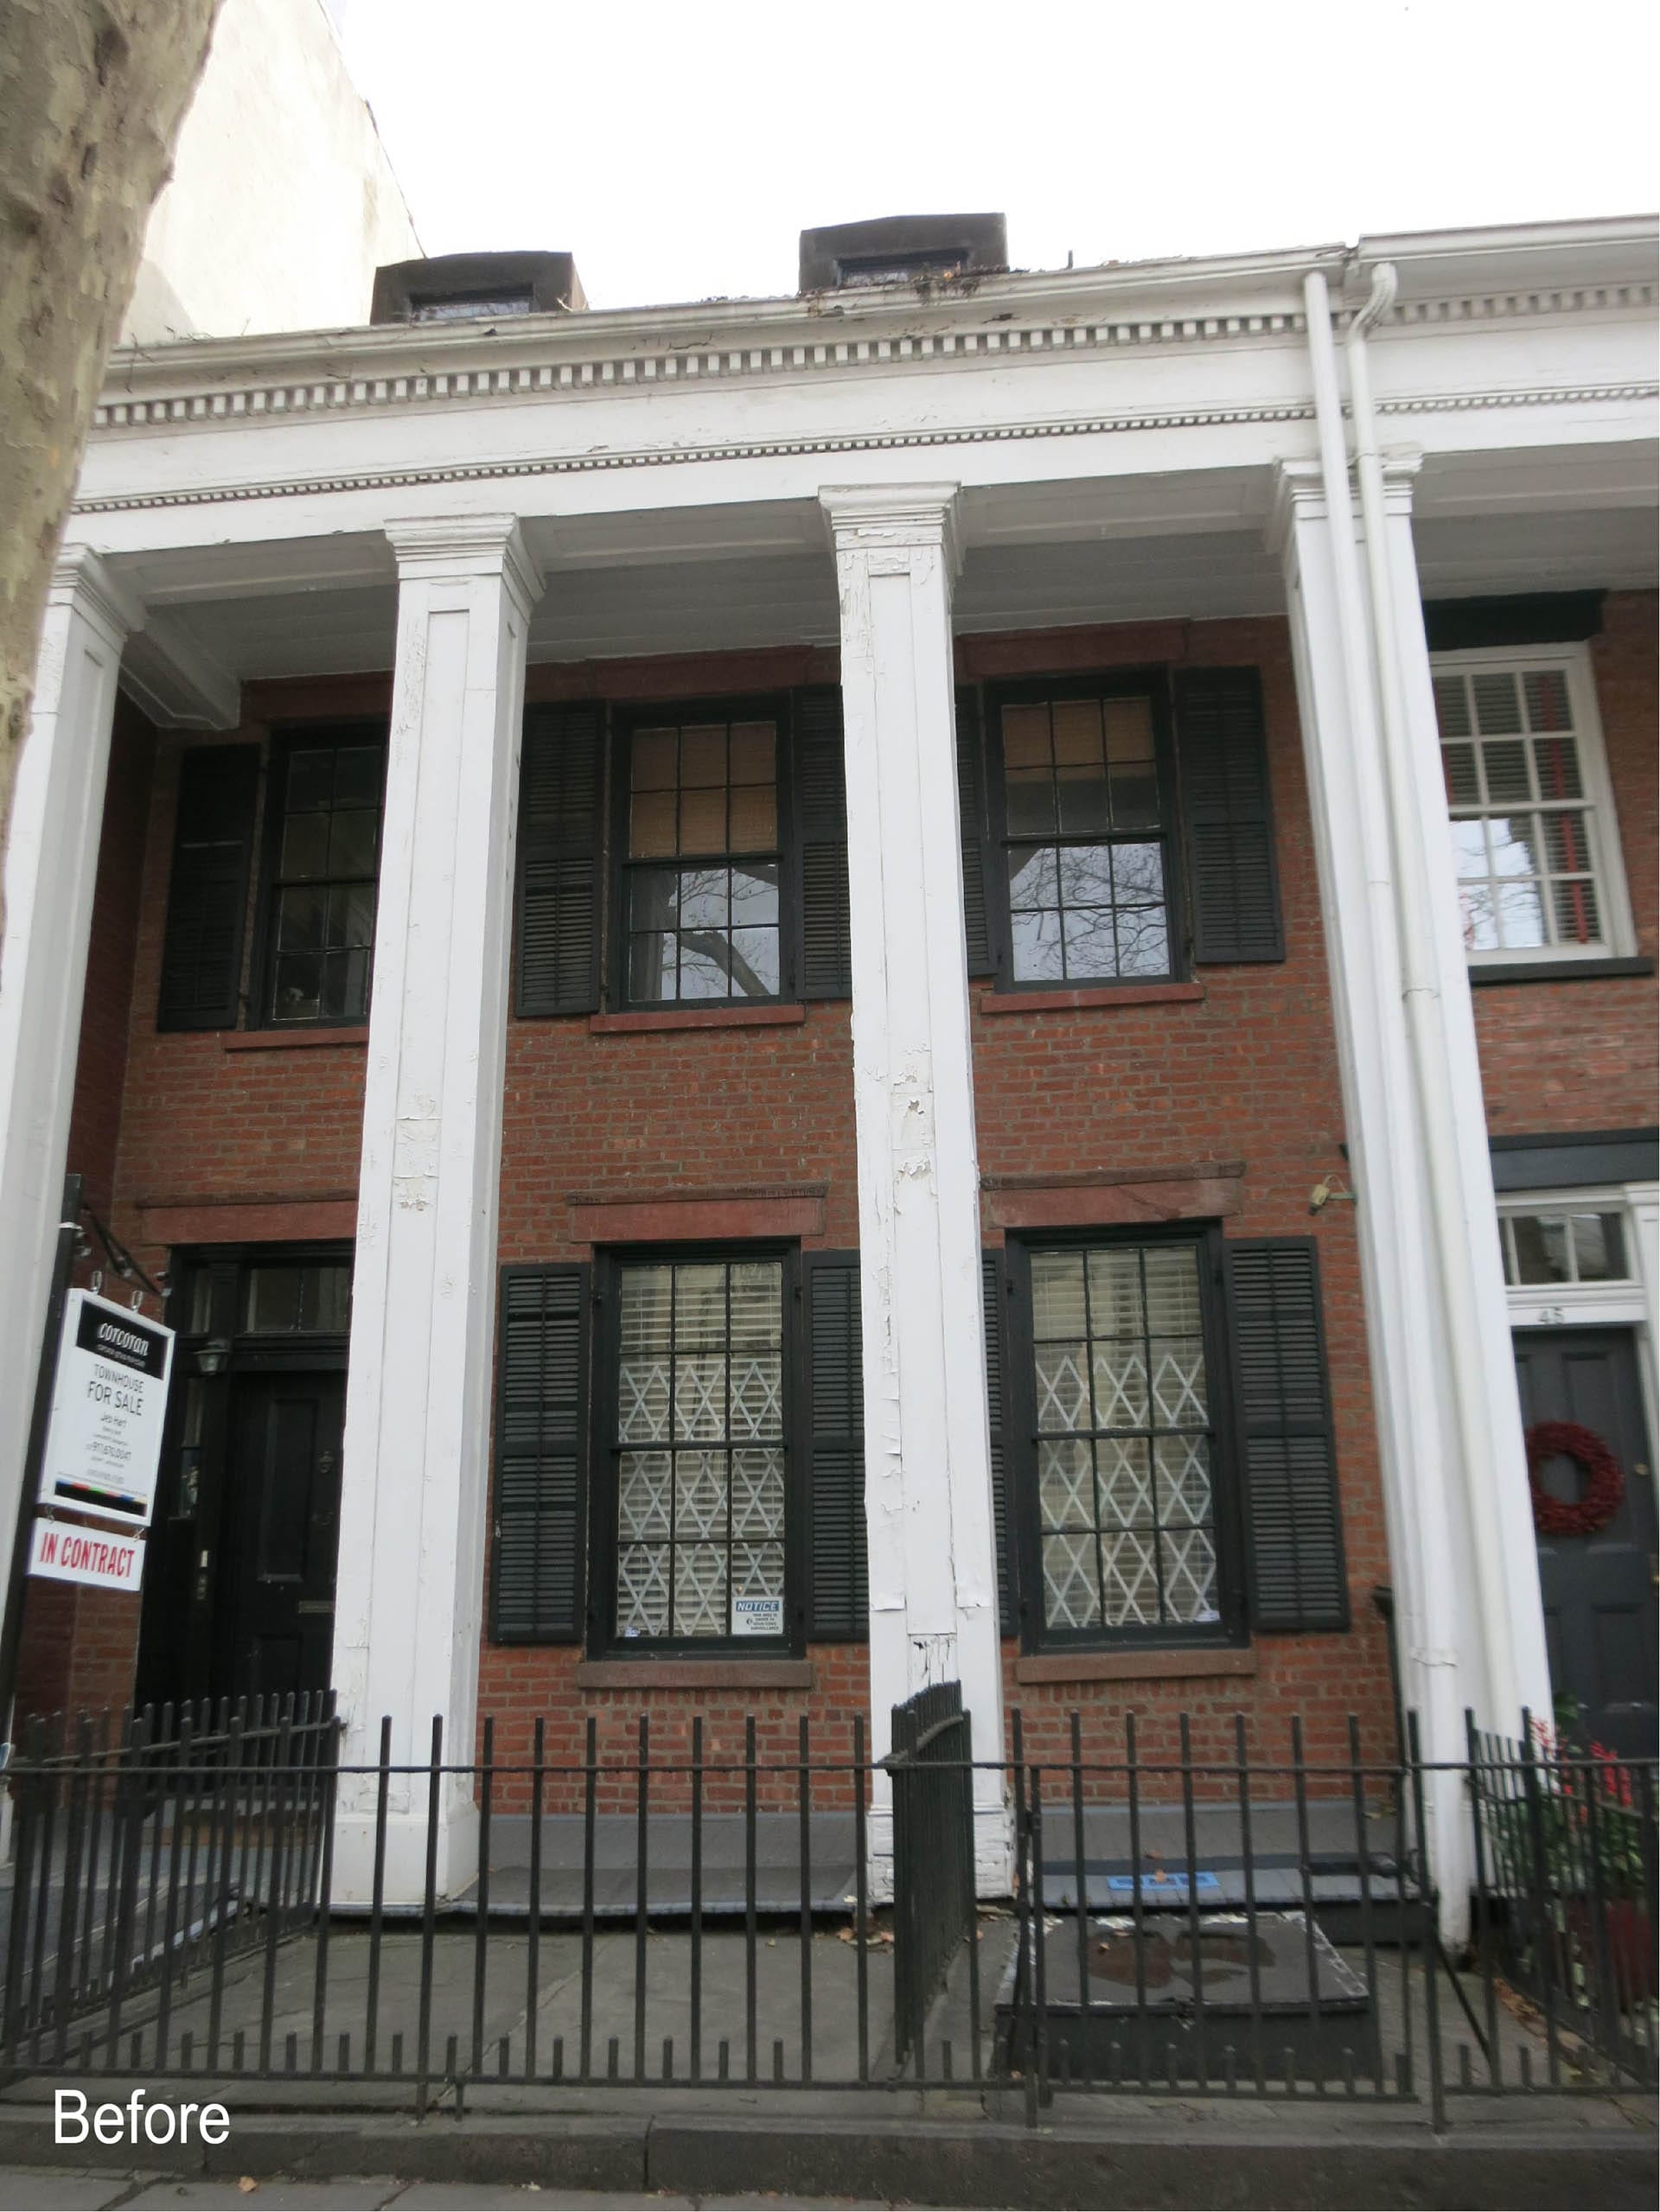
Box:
<box><xmin>1303</xmin><ymin>268</ymin><xmax>1473</xmax><ymax>1936</ymax></box>
<box><xmin>1344</xmin><ymin>265</ymin><xmax>1523</xmax><ymax>1729</ymax></box>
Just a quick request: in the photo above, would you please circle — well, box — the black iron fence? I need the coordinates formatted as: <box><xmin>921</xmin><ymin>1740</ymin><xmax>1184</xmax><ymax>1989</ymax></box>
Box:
<box><xmin>0</xmin><ymin>1691</ymin><xmax>1652</xmax><ymax>2121</ymax></box>
<box><xmin>1467</xmin><ymin>1712</ymin><xmax>1657</xmax><ymax>2089</ymax></box>
<box><xmin>0</xmin><ymin>1695</ymin><xmax>338</xmax><ymax>2069</ymax></box>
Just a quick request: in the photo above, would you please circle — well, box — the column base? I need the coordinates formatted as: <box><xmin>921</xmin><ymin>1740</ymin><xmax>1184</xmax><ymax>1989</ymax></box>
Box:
<box><xmin>330</xmin><ymin>1796</ymin><xmax>480</xmax><ymax>1909</ymax></box>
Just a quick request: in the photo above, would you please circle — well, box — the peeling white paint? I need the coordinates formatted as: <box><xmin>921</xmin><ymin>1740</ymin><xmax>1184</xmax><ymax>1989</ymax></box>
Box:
<box><xmin>823</xmin><ymin>485</ymin><xmax>1012</xmax><ymax>1895</ymax></box>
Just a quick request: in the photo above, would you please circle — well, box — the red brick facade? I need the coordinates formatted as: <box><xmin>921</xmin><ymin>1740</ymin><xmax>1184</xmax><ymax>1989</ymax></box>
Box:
<box><xmin>18</xmin><ymin>599</ymin><xmax>1655</xmax><ymax>1790</ymax></box>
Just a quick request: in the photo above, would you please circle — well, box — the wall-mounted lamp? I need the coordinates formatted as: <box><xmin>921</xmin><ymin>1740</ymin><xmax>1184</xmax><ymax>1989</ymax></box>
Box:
<box><xmin>195</xmin><ymin>1338</ymin><xmax>231</xmax><ymax>1377</ymax></box>
<box><xmin>1309</xmin><ymin>1173</ymin><xmax>1357</xmax><ymax>1217</ymax></box>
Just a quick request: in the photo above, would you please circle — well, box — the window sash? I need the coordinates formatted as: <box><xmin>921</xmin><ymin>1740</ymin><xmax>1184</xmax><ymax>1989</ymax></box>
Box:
<box><xmin>1008</xmin><ymin>1228</ymin><xmax>1242</xmax><ymax>1649</ymax></box>
<box><xmin>596</xmin><ymin>1246</ymin><xmax>799</xmax><ymax>1654</ymax></box>
<box><xmin>986</xmin><ymin>678</ymin><xmax>1184</xmax><ymax>990</ymax></box>
<box><xmin>1430</xmin><ymin>646</ymin><xmax>1634</xmax><ymax>964</ymax></box>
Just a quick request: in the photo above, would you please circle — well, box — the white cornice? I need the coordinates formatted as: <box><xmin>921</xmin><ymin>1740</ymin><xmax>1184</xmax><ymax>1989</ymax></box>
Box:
<box><xmin>68</xmin><ymin>381</ymin><xmax>1657</xmax><ymax>522</ymax></box>
<box><xmin>87</xmin><ymin>220</ymin><xmax>1657</xmax><ymax>440</ymax></box>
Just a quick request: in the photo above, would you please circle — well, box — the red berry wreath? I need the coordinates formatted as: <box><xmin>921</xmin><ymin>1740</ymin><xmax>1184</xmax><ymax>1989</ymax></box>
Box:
<box><xmin>1526</xmin><ymin>1420</ymin><xmax>1625</xmax><ymax>1538</ymax></box>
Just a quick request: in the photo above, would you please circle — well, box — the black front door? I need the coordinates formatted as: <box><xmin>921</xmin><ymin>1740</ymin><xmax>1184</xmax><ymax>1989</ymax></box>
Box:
<box><xmin>1515</xmin><ymin>1326</ymin><xmax>1657</xmax><ymax>1756</ymax></box>
<box><xmin>215</xmin><ymin>1370</ymin><xmax>345</xmax><ymax>1705</ymax></box>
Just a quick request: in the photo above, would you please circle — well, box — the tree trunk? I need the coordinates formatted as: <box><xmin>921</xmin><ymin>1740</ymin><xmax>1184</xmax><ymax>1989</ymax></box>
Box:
<box><xmin>0</xmin><ymin>0</ymin><xmax>223</xmax><ymax>942</ymax></box>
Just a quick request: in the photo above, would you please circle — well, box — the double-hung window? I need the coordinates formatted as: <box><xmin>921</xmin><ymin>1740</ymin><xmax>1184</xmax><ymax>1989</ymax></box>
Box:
<box><xmin>260</xmin><ymin>730</ymin><xmax>387</xmax><ymax>1025</ymax></box>
<box><xmin>603</xmin><ymin>1251</ymin><xmax>793</xmax><ymax>1649</ymax></box>
<box><xmin>1013</xmin><ymin>1233</ymin><xmax>1234</xmax><ymax>1644</ymax></box>
<box><xmin>618</xmin><ymin>704</ymin><xmax>785</xmax><ymax>1005</ymax></box>
<box><xmin>988</xmin><ymin>679</ymin><xmax>1182</xmax><ymax>987</ymax></box>
<box><xmin>1432</xmin><ymin>646</ymin><xmax>1635</xmax><ymax>966</ymax></box>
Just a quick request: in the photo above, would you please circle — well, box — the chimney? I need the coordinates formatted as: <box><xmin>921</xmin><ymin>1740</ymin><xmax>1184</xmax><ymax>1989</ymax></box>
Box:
<box><xmin>370</xmin><ymin>250</ymin><xmax>585</xmax><ymax>325</ymax></box>
<box><xmin>798</xmin><ymin>214</ymin><xmax>1008</xmax><ymax>293</ymax></box>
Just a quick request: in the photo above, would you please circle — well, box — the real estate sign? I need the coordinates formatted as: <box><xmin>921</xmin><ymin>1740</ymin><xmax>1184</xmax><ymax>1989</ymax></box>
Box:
<box><xmin>28</xmin><ymin>1520</ymin><xmax>145</xmax><ymax>1594</ymax></box>
<box><xmin>35</xmin><ymin>1291</ymin><xmax>175</xmax><ymax>1532</ymax></box>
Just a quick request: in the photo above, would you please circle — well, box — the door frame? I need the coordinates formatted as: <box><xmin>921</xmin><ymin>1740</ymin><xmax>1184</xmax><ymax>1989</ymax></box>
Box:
<box><xmin>136</xmin><ymin>1242</ymin><xmax>352</xmax><ymax>1711</ymax></box>
<box><xmin>1501</xmin><ymin>1179</ymin><xmax>1659</xmax><ymax>1469</ymax></box>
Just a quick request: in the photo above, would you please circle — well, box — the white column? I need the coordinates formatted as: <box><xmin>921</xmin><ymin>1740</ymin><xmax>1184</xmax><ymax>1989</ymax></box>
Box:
<box><xmin>0</xmin><ymin>549</ymin><xmax>139</xmax><ymax>1611</ymax></box>
<box><xmin>1372</xmin><ymin>456</ymin><xmax>1552</xmax><ymax>1734</ymax></box>
<box><xmin>1275</xmin><ymin>467</ymin><xmax>1477</xmax><ymax>1923</ymax></box>
<box><xmin>820</xmin><ymin>484</ymin><xmax>1009</xmax><ymax>1896</ymax></box>
<box><xmin>331</xmin><ymin>515</ymin><xmax>539</xmax><ymax>1901</ymax></box>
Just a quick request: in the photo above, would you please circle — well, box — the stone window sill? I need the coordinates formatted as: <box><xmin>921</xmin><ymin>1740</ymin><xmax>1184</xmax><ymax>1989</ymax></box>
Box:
<box><xmin>1014</xmin><ymin>1646</ymin><xmax>1255</xmax><ymax>1686</ymax></box>
<box><xmin>1468</xmin><ymin>956</ymin><xmax>1654</xmax><ymax>986</ymax></box>
<box><xmin>575</xmin><ymin>1658</ymin><xmax>814</xmax><ymax>1691</ymax></box>
<box><xmin>980</xmin><ymin>982</ymin><xmax>1205</xmax><ymax>1015</ymax></box>
<box><xmin>220</xmin><ymin>1027</ymin><xmax>369</xmax><ymax>1053</ymax></box>
<box><xmin>590</xmin><ymin>1005</ymin><xmax>807</xmax><ymax>1035</ymax></box>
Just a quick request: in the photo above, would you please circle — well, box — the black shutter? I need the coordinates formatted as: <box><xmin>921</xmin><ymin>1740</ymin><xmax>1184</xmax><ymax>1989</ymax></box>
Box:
<box><xmin>515</xmin><ymin>704</ymin><xmax>603</xmax><ymax>1016</ymax></box>
<box><xmin>490</xmin><ymin>1265</ymin><xmax>591</xmax><ymax>1641</ymax></box>
<box><xmin>793</xmin><ymin>685</ymin><xmax>852</xmax><ymax>1000</ymax></box>
<box><xmin>956</xmin><ymin>686</ymin><xmax>995</xmax><ymax>978</ymax></box>
<box><xmin>1224</xmin><ymin>1238</ymin><xmax>1349</xmax><ymax>1632</ymax></box>
<box><xmin>1175</xmin><ymin>668</ymin><xmax>1285</xmax><ymax>964</ymax></box>
<box><xmin>805</xmin><ymin>1251</ymin><xmax>866</xmax><ymax>1638</ymax></box>
<box><xmin>982</xmin><ymin>1250</ymin><xmax>1014</xmax><ymax>1634</ymax></box>
<box><xmin>156</xmin><ymin>745</ymin><xmax>259</xmax><ymax>1031</ymax></box>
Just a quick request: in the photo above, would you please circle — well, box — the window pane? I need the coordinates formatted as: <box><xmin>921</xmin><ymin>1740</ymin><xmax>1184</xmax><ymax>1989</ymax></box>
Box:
<box><xmin>1482</xmin><ymin>742</ymin><xmax>1531</xmax><ymax>803</ymax></box>
<box><xmin>1433</xmin><ymin>675</ymin><xmax>1472</xmax><ymax>740</ymax></box>
<box><xmin>1009</xmin><ymin>845</ymin><xmax>1060</xmax><ymax>909</ymax></box>
<box><xmin>680</xmin><ymin>787</ymin><xmax>726</xmax><ymax>851</ymax></box>
<box><xmin>1002</xmin><ymin>704</ymin><xmax>1050</xmax><ymax>768</ymax></box>
<box><xmin>1494</xmin><ymin>882</ymin><xmax>1547</xmax><ymax>949</ymax></box>
<box><xmin>1057</xmin><ymin>768</ymin><xmax>1110</xmax><ymax>838</ymax></box>
<box><xmin>730</xmin><ymin>928</ymin><xmax>780</xmax><ymax>998</ymax></box>
<box><xmin>284</xmin><ymin>750</ymin><xmax>335</xmax><ymax>812</ymax></box>
<box><xmin>631</xmin><ymin>730</ymin><xmax>678</xmax><ymax>791</ymax></box>
<box><xmin>1523</xmin><ymin>669</ymin><xmax>1572</xmax><ymax>732</ymax></box>
<box><xmin>1510</xmin><ymin>1214</ymin><xmax>1571</xmax><ymax>1284</ymax></box>
<box><xmin>1534</xmin><ymin>736</ymin><xmax>1583</xmax><ymax>800</ymax></box>
<box><xmin>729</xmin><ymin>785</ymin><xmax>777</xmax><ymax>849</ymax></box>
<box><xmin>281</xmin><ymin>813</ymin><xmax>330</xmax><ymax>880</ymax></box>
<box><xmin>1051</xmin><ymin>698</ymin><xmax>1102</xmax><ymax>767</ymax></box>
<box><xmin>680</xmin><ymin>727</ymin><xmax>726</xmax><ymax>787</ymax></box>
<box><xmin>1472</xmin><ymin>672</ymin><xmax>1523</xmax><ymax>735</ymax></box>
<box><xmin>1011</xmin><ymin>908</ymin><xmax>1064</xmax><ymax>982</ymax></box>
<box><xmin>1566</xmin><ymin>1214</ymin><xmax>1614</xmax><ymax>1280</ymax></box>
<box><xmin>273</xmin><ymin>953</ymin><xmax>322</xmax><ymax>1021</ymax></box>
<box><xmin>1442</xmin><ymin>743</ymin><xmax>1479</xmax><ymax>806</ymax></box>
<box><xmin>1028</xmin><ymin>1239</ymin><xmax>1218</xmax><ymax>1640</ymax></box>
<box><xmin>246</xmin><ymin>1268</ymin><xmax>302</xmax><ymax>1333</ymax></box>
<box><xmin>333</xmin><ymin>746</ymin><xmax>382</xmax><ymax>806</ymax></box>
<box><xmin>278</xmin><ymin>884</ymin><xmax>328</xmax><ymax>950</ymax></box>
<box><xmin>630</xmin><ymin>790</ymin><xmax>677</xmax><ymax>857</ymax></box>
<box><xmin>328</xmin><ymin>807</ymin><xmax>378</xmax><ymax>877</ymax></box>
<box><xmin>1005</xmin><ymin>768</ymin><xmax>1055</xmax><ymax>837</ymax></box>
<box><xmin>1031</xmin><ymin>1252</ymin><xmax>1087</xmax><ymax>1339</ymax></box>
<box><xmin>1550</xmin><ymin>878</ymin><xmax>1599</xmax><ymax>945</ymax></box>
<box><xmin>1115</xmin><ymin>907</ymin><xmax>1170</xmax><ymax>977</ymax></box>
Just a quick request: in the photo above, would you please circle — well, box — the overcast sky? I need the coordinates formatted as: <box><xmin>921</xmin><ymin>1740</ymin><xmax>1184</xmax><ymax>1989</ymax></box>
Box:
<box><xmin>339</xmin><ymin>0</ymin><xmax>1659</xmax><ymax>313</ymax></box>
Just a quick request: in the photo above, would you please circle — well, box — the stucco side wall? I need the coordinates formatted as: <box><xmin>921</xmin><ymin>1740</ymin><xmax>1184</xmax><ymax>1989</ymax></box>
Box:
<box><xmin>123</xmin><ymin>0</ymin><xmax>420</xmax><ymax>345</ymax></box>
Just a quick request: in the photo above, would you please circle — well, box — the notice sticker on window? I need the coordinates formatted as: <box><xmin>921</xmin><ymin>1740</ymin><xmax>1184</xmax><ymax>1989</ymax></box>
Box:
<box><xmin>732</xmin><ymin>1595</ymin><xmax>782</xmax><ymax>1638</ymax></box>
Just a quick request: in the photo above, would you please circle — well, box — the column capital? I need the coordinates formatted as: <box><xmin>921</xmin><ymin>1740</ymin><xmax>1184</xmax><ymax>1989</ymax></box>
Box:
<box><xmin>1380</xmin><ymin>444</ymin><xmax>1425</xmax><ymax>518</ymax></box>
<box><xmin>819</xmin><ymin>483</ymin><xmax>962</xmax><ymax>577</ymax></box>
<box><xmin>49</xmin><ymin>545</ymin><xmax>144</xmax><ymax>647</ymax></box>
<box><xmin>384</xmin><ymin>513</ymin><xmax>542</xmax><ymax>614</ymax></box>
<box><xmin>1267</xmin><ymin>458</ymin><xmax>1331</xmax><ymax>552</ymax></box>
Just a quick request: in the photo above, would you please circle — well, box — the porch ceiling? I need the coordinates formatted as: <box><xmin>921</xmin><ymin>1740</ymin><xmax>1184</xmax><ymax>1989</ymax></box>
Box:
<box><xmin>108</xmin><ymin>449</ymin><xmax>1657</xmax><ymax>695</ymax></box>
